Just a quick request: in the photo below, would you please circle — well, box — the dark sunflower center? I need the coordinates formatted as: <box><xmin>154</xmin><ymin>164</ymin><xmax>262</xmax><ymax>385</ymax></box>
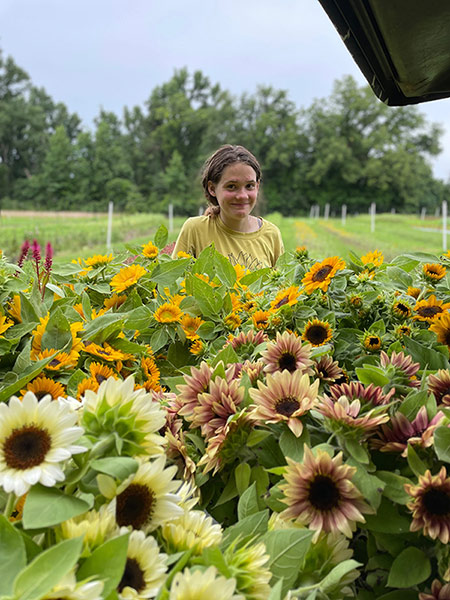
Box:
<box><xmin>49</xmin><ymin>358</ymin><xmax>61</xmax><ymax>367</ymax></box>
<box><xmin>422</xmin><ymin>488</ymin><xmax>450</xmax><ymax>516</ymax></box>
<box><xmin>396</xmin><ymin>304</ymin><xmax>409</xmax><ymax>314</ymax></box>
<box><xmin>308</xmin><ymin>475</ymin><xmax>341</xmax><ymax>511</ymax></box>
<box><xmin>117</xmin><ymin>557</ymin><xmax>146</xmax><ymax>593</ymax></box>
<box><xmin>278</xmin><ymin>352</ymin><xmax>297</xmax><ymax>372</ymax></box>
<box><xmin>275</xmin><ymin>296</ymin><xmax>290</xmax><ymax>309</ymax></box>
<box><xmin>312</xmin><ymin>265</ymin><xmax>333</xmax><ymax>282</ymax></box>
<box><xmin>116</xmin><ymin>483</ymin><xmax>155</xmax><ymax>529</ymax></box>
<box><xmin>306</xmin><ymin>325</ymin><xmax>328</xmax><ymax>345</ymax></box>
<box><xmin>4</xmin><ymin>425</ymin><xmax>51</xmax><ymax>470</ymax></box>
<box><xmin>418</xmin><ymin>306</ymin><xmax>442</xmax><ymax>317</ymax></box>
<box><xmin>35</xmin><ymin>391</ymin><xmax>51</xmax><ymax>400</ymax></box>
<box><xmin>275</xmin><ymin>396</ymin><xmax>300</xmax><ymax>416</ymax></box>
<box><xmin>95</xmin><ymin>374</ymin><xmax>107</xmax><ymax>384</ymax></box>
<box><xmin>368</xmin><ymin>337</ymin><xmax>380</xmax><ymax>346</ymax></box>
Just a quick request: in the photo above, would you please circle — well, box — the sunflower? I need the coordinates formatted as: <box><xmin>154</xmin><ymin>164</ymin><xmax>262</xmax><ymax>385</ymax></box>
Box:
<box><xmin>270</xmin><ymin>285</ymin><xmax>301</xmax><ymax>310</ymax></box>
<box><xmin>0</xmin><ymin>314</ymin><xmax>14</xmax><ymax>336</ymax></box>
<box><xmin>361</xmin><ymin>249</ymin><xmax>384</xmax><ymax>267</ymax></box>
<box><xmin>407</xmin><ymin>286</ymin><xmax>422</xmax><ymax>299</ymax></box>
<box><xmin>379</xmin><ymin>350</ymin><xmax>420</xmax><ymax>394</ymax></box>
<box><xmin>177</xmin><ymin>362</ymin><xmax>213</xmax><ymax>418</ymax></box>
<box><xmin>117</xmin><ymin>530</ymin><xmax>167</xmax><ymax>599</ymax></box>
<box><xmin>430</xmin><ymin>312</ymin><xmax>450</xmax><ymax>347</ymax></box>
<box><xmin>154</xmin><ymin>302</ymin><xmax>183</xmax><ymax>324</ymax></box>
<box><xmin>224</xmin><ymin>312</ymin><xmax>242</xmax><ymax>331</ymax></box>
<box><xmin>395</xmin><ymin>324</ymin><xmax>412</xmax><ymax>338</ymax></box>
<box><xmin>392</xmin><ymin>300</ymin><xmax>412</xmax><ymax>319</ymax></box>
<box><xmin>191</xmin><ymin>376</ymin><xmax>244</xmax><ymax>438</ymax></box>
<box><xmin>176</xmin><ymin>251</ymin><xmax>192</xmax><ymax>259</ymax></box>
<box><xmin>261</xmin><ymin>331</ymin><xmax>313</xmax><ymax>375</ymax></box>
<box><xmin>313</xmin><ymin>356</ymin><xmax>344</xmax><ymax>385</ymax></box>
<box><xmin>59</xmin><ymin>506</ymin><xmax>117</xmax><ymax>555</ymax></box>
<box><xmin>111</xmin><ymin>264</ymin><xmax>147</xmax><ymax>293</ymax></box>
<box><xmin>251</xmin><ymin>310</ymin><xmax>270</xmax><ymax>329</ymax></box>
<box><xmin>7</xmin><ymin>295</ymin><xmax>21</xmax><ymax>323</ymax></box>
<box><xmin>428</xmin><ymin>369</ymin><xmax>450</xmax><ymax>406</ymax></box>
<box><xmin>21</xmin><ymin>375</ymin><xmax>66</xmax><ymax>400</ymax></box>
<box><xmin>104</xmin><ymin>293</ymin><xmax>127</xmax><ymax>310</ymax></box>
<box><xmin>423</xmin><ymin>263</ymin><xmax>446</xmax><ymax>282</ymax></box>
<box><xmin>0</xmin><ymin>393</ymin><xmax>85</xmax><ymax>496</ymax></box>
<box><xmin>89</xmin><ymin>362</ymin><xmax>118</xmax><ymax>385</ymax></box>
<box><xmin>302</xmin><ymin>256</ymin><xmax>346</xmax><ymax>294</ymax></box>
<box><xmin>405</xmin><ymin>466</ymin><xmax>450</xmax><ymax>544</ymax></box>
<box><xmin>35</xmin><ymin>348</ymin><xmax>79</xmax><ymax>371</ymax></box>
<box><xmin>84</xmin><ymin>253</ymin><xmax>113</xmax><ymax>268</ymax></box>
<box><xmin>41</xmin><ymin>571</ymin><xmax>104</xmax><ymax>600</ymax></box>
<box><xmin>302</xmin><ymin>319</ymin><xmax>332</xmax><ymax>347</ymax></box>
<box><xmin>328</xmin><ymin>381</ymin><xmax>394</xmax><ymax>407</ymax></box>
<box><xmin>414</xmin><ymin>295</ymin><xmax>450</xmax><ymax>323</ymax></box>
<box><xmin>142</xmin><ymin>241</ymin><xmax>159</xmax><ymax>259</ymax></box>
<box><xmin>189</xmin><ymin>337</ymin><xmax>204</xmax><ymax>355</ymax></box>
<box><xmin>241</xmin><ymin>360</ymin><xmax>265</xmax><ymax>384</ymax></box>
<box><xmin>280</xmin><ymin>446</ymin><xmax>370</xmax><ymax>540</ymax></box>
<box><xmin>316</xmin><ymin>396</ymin><xmax>389</xmax><ymax>439</ymax></box>
<box><xmin>109</xmin><ymin>457</ymin><xmax>182</xmax><ymax>532</ymax></box>
<box><xmin>169</xmin><ymin>567</ymin><xmax>240</xmax><ymax>600</ymax></box>
<box><xmin>224</xmin><ymin>539</ymin><xmax>272</xmax><ymax>600</ymax></box>
<box><xmin>141</xmin><ymin>357</ymin><xmax>161</xmax><ymax>393</ymax></box>
<box><xmin>249</xmin><ymin>370</ymin><xmax>318</xmax><ymax>437</ymax></box>
<box><xmin>227</xmin><ymin>329</ymin><xmax>268</xmax><ymax>357</ymax></box>
<box><xmin>31</xmin><ymin>315</ymin><xmax>83</xmax><ymax>359</ymax></box>
<box><xmin>77</xmin><ymin>377</ymin><xmax>99</xmax><ymax>400</ymax></box>
<box><xmin>419</xmin><ymin>580</ymin><xmax>450</xmax><ymax>600</ymax></box>
<box><xmin>363</xmin><ymin>333</ymin><xmax>382</xmax><ymax>351</ymax></box>
<box><xmin>82</xmin><ymin>341</ymin><xmax>133</xmax><ymax>364</ymax></box>
<box><xmin>161</xmin><ymin>509</ymin><xmax>223</xmax><ymax>555</ymax></box>
<box><xmin>181</xmin><ymin>314</ymin><xmax>204</xmax><ymax>339</ymax></box>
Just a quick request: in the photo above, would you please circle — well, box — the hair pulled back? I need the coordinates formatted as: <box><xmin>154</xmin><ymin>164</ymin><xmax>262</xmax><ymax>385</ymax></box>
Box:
<box><xmin>201</xmin><ymin>145</ymin><xmax>262</xmax><ymax>217</ymax></box>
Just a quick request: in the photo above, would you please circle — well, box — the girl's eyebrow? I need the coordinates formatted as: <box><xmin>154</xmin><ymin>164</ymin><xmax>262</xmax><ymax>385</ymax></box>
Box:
<box><xmin>224</xmin><ymin>179</ymin><xmax>257</xmax><ymax>184</ymax></box>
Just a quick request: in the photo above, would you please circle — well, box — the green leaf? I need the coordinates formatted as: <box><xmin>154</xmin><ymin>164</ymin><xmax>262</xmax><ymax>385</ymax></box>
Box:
<box><xmin>407</xmin><ymin>444</ymin><xmax>427</xmax><ymax>477</ymax></box>
<box><xmin>377</xmin><ymin>471</ymin><xmax>412</xmax><ymax>505</ymax></box>
<box><xmin>154</xmin><ymin>224</ymin><xmax>168</xmax><ymax>249</ymax></box>
<box><xmin>81</xmin><ymin>313</ymin><xmax>125</xmax><ymax>344</ymax></box>
<box><xmin>261</xmin><ymin>529</ymin><xmax>314</xmax><ymax>594</ymax></box>
<box><xmin>319</xmin><ymin>559</ymin><xmax>361</xmax><ymax>592</ymax></box>
<box><xmin>235</xmin><ymin>462</ymin><xmax>251</xmax><ymax>496</ymax></box>
<box><xmin>0</xmin><ymin>516</ymin><xmax>26</xmax><ymax>597</ymax></box>
<box><xmin>149</xmin><ymin>328</ymin><xmax>169</xmax><ymax>353</ymax></box>
<box><xmin>355</xmin><ymin>365</ymin><xmax>390</xmax><ymax>387</ymax></box>
<box><xmin>347</xmin><ymin>459</ymin><xmax>384</xmax><ymax>509</ymax></box>
<box><xmin>221</xmin><ymin>510</ymin><xmax>269</xmax><ymax>549</ymax></box>
<box><xmin>238</xmin><ymin>482</ymin><xmax>261</xmax><ymax>520</ymax></box>
<box><xmin>268</xmin><ymin>580</ymin><xmax>284</xmax><ymax>600</ymax></box>
<box><xmin>387</xmin><ymin>547</ymin><xmax>431</xmax><ymax>588</ymax></box>
<box><xmin>77</xmin><ymin>533</ymin><xmax>129</xmax><ymax>599</ymax></box>
<box><xmin>191</xmin><ymin>275</ymin><xmax>223</xmax><ymax>318</ymax></box>
<box><xmin>240</xmin><ymin>267</ymin><xmax>271</xmax><ymax>286</ymax></box>
<box><xmin>90</xmin><ymin>457</ymin><xmax>138</xmax><ymax>480</ymax></box>
<box><xmin>150</xmin><ymin>258</ymin><xmax>190</xmax><ymax>287</ymax></box>
<box><xmin>279</xmin><ymin>427</ymin><xmax>308</xmax><ymax>462</ymax></box>
<box><xmin>0</xmin><ymin>354</ymin><xmax>58</xmax><ymax>402</ymax></box>
<box><xmin>403</xmin><ymin>336</ymin><xmax>449</xmax><ymax>370</ymax></box>
<box><xmin>434</xmin><ymin>426</ymin><xmax>450</xmax><ymax>463</ymax></box>
<box><xmin>40</xmin><ymin>307</ymin><xmax>72</xmax><ymax>351</ymax></box>
<box><xmin>213</xmin><ymin>252</ymin><xmax>237</xmax><ymax>287</ymax></box>
<box><xmin>364</xmin><ymin>498</ymin><xmax>410</xmax><ymax>534</ymax></box>
<box><xmin>398</xmin><ymin>390</ymin><xmax>428</xmax><ymax>419</ymax></box>
<box><xmin>209</xmin><ymin>344</ymin><xmax>239</xmax><ymax>368</ymax></box>
<box><xmin>23</xmin><ymin>485</ymin><xmax>94</xmax><ymax>529</ymax></box>
<box><xmin>214</xmin><ymin>476</ymin><xmax>238</xmax><ymax>507</ymax></box>
<box><xmin>377</xmin><ymin>592</ymin><xmax>418</xmax><ymax>600</ymax></box>
<box><xmin>344</xmin><ymin>438</ymin><xmax>370</xmax><ymax>464</ymax></box>
<box><xmin>12</xmin><ymin>537</ymin><xmax>83</xmax><ymax>600</ymax></box>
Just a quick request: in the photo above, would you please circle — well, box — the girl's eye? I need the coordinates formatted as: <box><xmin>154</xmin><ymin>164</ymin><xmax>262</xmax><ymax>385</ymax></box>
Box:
<box><xmin>226</xmin><ymin>185</ymin><xmax>235</xmax><ymax>190</ymax></box>
<box><xmin>247</xmin><ymin>184</ymin><xmax>255</xmax><ymax>189</ymax></box>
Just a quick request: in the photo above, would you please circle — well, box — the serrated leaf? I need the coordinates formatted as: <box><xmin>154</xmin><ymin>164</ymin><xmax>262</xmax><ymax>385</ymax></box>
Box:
<box><xmin>150</xmin><ymin>259</ymin><xmax>190</xmax><ymax>287</ymax></box>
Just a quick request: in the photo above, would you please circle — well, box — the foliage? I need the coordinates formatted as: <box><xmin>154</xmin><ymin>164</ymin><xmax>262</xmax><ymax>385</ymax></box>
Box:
<box><xmin>0</xmin><ymin>229</ymin><xmax>450</xmax><ymax>598</ymax></box>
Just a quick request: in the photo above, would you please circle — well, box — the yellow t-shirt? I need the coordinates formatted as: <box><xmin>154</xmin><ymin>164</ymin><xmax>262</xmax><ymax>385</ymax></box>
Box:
<box><xmin>172</xmin><ymin>215</ymin><xmax>284</xmax><ymax>270</ymax></box>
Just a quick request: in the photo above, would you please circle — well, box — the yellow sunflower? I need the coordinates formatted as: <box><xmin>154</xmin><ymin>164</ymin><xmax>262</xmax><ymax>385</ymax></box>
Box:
<box><xmin>104</xmin><ymin>293</ymin><xmax>127</xmax><ymax>309</ymax></box>
<box><xmin>36</xmin><ymin>348</ymin><xmax>79</xmax><ymax>371</ymax></box>
<box><xmin>302</xmin><ymin>256</ymin><xmax>346</xmax><ymax>294</ymax></box>
<box><xmin>361</xmin><ymin>249</ymin><xmax>384</xmax><ymax>267</ymax></box>
<box><xmin>224</xmin><ymin>312</ymin><xmax>242</xmax><ymax>331</ymax></box>
<box><xmin>77</xmin><ymin>377</ymin><xmax>99</xmax><ymax>400</ymax></box>
<box><xmin>414</xmin><ymin>295</ymin><xmax>450</xmax><ymax>323</ymax></box>
<box><xmin>270</xmin><ymin>285</ymin><xmax>301</xmax><ymax>310</ymax></box>
<box><xmin>110</xmin><ymin>264</ymin><xmax>147</xmax><ymax>293</ymax></box>
<box><xmin>89</xmin><ymin>362</ymin><xmax>117</xmax><ymax>385</ymax></box>
<box><xmin>142</xmin><ymin>241</ymin><xmax>159</xmax><ymax>259</ymax></box>
<box><xmin>7</xmin><ymin>295</ymin><xmax>21</xmax><ymax>323</ymax></box>
<box><xmin>181</xmin><ymin>315</ymin><xmax>204</xmax><ymax>339</ymax></box>
<box><xmin>363</xmin><ymin>333</ymin><xmax>382</xmax><ymax>351</ymax></box>
<box><xmin>177</xmin><ymin>251</ymin><xmax>192</xmax><ymax>259</ymax></box>
<box><xmin>407</xmin><ymin>286</ymin><xmax>421</xmax><ymax>299</ymax></box>
<box><xmin>0</xmin><ymin>315</ymin><xmax>14</xmax><ymax>336</ymax></box>
<box><xmin>189</xmin><ymin>337</ymin><xmax>204</xmax><ymax>355</ymax></box>
<box><xmin>21</xmin><ymin>376</ymin><xmax>66</xmax><ymax>400</ymax></box>
<box><xmin>154</xmin><ymin>303</ymin><xmax>183</xmax><ymax>323</ymax></box>
<box><xmin>31</xmin><ymin>316</ymin><xmax>83</xmax><ymax>359</ymax></box>
<box><xmin>423</xmin><ymin>263</ymin><xmax>446</xmax><ymax>282</ymax></box>
<box><xmin>252</xmin><ymin>310</ymin><xmax>270</xmax><ymax>330</ymax></box>
<box><xmin>302</xmin><ymin>319</ymin><xmax>332</xmax><ymax>346</ymax></box>
<box><xmin>84</xmin><ymin>253</ymin><xmax>113</xmax><ymax>268</ymax></box>
<box><xmin>430</xmin><ymin>312</ymin><xmax>450</xmax><ymax>347</ymax></box>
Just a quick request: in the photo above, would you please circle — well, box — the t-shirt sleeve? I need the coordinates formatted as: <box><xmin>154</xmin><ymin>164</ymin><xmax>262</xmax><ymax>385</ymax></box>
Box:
<box><xmin>272</xmin><ymin>226</ymin><xmax>285</xmax><ymax>266</ymax></box>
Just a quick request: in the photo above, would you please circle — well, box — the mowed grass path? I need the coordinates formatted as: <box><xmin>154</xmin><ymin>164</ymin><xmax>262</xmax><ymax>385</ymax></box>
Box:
<box><xmin>0</xmin><ymin>210</ymin><xmax>446</xmax><ymax>263</ymax></box>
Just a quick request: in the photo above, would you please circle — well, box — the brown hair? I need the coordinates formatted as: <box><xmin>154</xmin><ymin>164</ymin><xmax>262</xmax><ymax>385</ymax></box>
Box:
<box><xmin>201</xmin><ymin>145</ymin><xmax>262</xmax><ymax>216</ymax></box>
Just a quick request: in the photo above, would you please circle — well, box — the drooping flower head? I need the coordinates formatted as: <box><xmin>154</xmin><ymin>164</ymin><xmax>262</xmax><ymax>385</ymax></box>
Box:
<box><xmin>405</xmin><ymin>466</ymin><xmax>450</xmax><ymax>544</ymax></box>
<box><xmin>270</xmin><ymin>285</ymin><xmax>301</xmax><ymax>310</ymax></box>
<box><xmin>176</xmin><ymin>362</ymin><xmax>213</xmax><ymax>419</ymax></box>
<box><xmin>161</xmin><ymin>509</ymin><xmax>223</xmax><ymax>555</ymax></box>
<box><xmin>428</xmin><ymin>369</ymin><xmax>450</xmax><ymax>406</ymax></box>
<box><xmin>169</xmin><ymin>567</ymin><xmax>240</xmax><ymax>600</ymax></box>
<box><xmin>280</xmin><ymin>446</ymin><xmax>371</xmax><ymax>540</ymax></box>
<box><xmin>313</xmin><ymin>355</ymin><xmax>344</xmax><ymax>386</ymax></box>
<box><xmin>327</xmin><ymin>381</ymin><xmax>394</xmax><ymax>407</ymax></box>
<box><xmin>302</xmin><ymin>256</ymin><xmax>346</xmax><ymax>294</ymax></box>
<box><xmin>0</xmin><ymin>393</ymin><xmax>85</xmax><ymax>496</ymax></box>
<box><xmin>261</xmin><ymin>330</ymin><xmax>313</xmax><ymax>375</ymax></box>
<box><xmin>249</xmin><ymin>370</ymin><xmax>319</xmax><ymax>437</ymax></box>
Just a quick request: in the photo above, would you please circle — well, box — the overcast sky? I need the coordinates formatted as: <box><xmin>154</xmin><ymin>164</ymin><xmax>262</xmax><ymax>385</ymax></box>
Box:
<box><xmin>1</xmin><ymin>0</ymin><xmax>449</xmax><ymax>180</ymax></box>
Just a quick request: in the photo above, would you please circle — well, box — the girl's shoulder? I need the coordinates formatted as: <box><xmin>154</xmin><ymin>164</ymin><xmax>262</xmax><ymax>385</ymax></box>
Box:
<box><xmin>181</xmin><ymin>215</ymin><xmax>212</xmax><ymax>230</ymax></box>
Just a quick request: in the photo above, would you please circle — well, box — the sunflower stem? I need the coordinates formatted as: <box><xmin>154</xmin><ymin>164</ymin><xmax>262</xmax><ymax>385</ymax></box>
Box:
<box><xmin>3</xmin><ymin>492</ymin><xmax>16</xmax><ymax>518</ymax></box>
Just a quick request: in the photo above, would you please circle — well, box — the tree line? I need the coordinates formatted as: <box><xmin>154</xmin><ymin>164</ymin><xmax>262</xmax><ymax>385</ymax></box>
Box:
<box><xmin>0</xmin><ymin>48</ymin><xmax>448</xmax><ymax>216</ymax></box>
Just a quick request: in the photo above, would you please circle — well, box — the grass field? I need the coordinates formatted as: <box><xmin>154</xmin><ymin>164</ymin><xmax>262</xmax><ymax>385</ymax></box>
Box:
<box><xmin>0</xmin><ymin>210</ymin><xmax>446</xmax><ymax>264</ymax></box>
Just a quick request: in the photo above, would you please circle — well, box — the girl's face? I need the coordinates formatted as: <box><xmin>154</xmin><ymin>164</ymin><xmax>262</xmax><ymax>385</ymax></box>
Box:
<box><xmin>208</xmin><ymin>162</ymin><xmax>259</xmax><ymax>228</ymax></box>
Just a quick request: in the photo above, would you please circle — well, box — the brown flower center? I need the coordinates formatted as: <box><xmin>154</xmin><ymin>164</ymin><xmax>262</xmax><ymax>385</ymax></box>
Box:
<box><xmin>395</xmin><ymin>303</ymin><xmax>410</xmax><ymax>315</ymax></box>
<box><xmin>4</xmin><ymin>425</ymin><xmax>51</xmax><ymax>470</ymax></box>
<box><xmin>278</xmin><ymin>352</ymin><xmax>297</xmax><ymax>372</ymax></box>
<box><xmin>116</xmin><ymin>483</ymin><xmax>155</xmax><ymax>528</ymax></box>
<box><xmin>275</xmin><ymin>296</ymin><xmax>290</xmax><ymax>309</ymax></box>
<box><xmin>422</xmin><ymin>487</ymin><xmax>450</xmax><ymax>516</ymax></box>
<box><xmin>308</xmin><ymin>475</ymin><xmax>341</xmax><ymax>511</ymax></box>
<box><xmin>95</xmin><ymin>374</ymin><xmax>108</xmax><ymax>384</ymax></box>
<box><xmin>306</xmin><ymin>325</ymin><xmax>329</xmax><ymax>345</ymax></box>
<box><xmin>417</xmin><ymin>306</ymin><xmax>442</xmax><ymax>318</ymax></box>
<box><xmin>49</xmin><ymin>358</ymin><xmax>61</xmax><ymax>367</ymax></box>
<box><xmin>312</xmin><ymin>265</ymin><xmax>333</xmax><ymax>282</ymax></box>
<box><xmin>117</xmin><ymin>558</ymin><xmax>146</xmax><ymax>593</ymax></box>
<box><xmin>367</xmin><ymin>337</ymin><xmax>380</xmax><ymax>347</ymax></box>
<box><xmin>275</xmin><ymin>396</ymin><xmax>300</xmax><ymax>416</ymax></box>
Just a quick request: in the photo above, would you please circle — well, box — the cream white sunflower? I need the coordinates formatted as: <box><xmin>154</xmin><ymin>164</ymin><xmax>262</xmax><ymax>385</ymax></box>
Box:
<box><xmin>161</xmin><ymin>509</ymin><xmax>223</xmax><ymax>555</ymax></box>
<box><xmin>59</xmin><ymin>505</ymin><xmax>118</xmax><ymax>556</ymax></box>
<box><xmin>169</xmin><ymin>567</ymin><xmax>243</xmax><ymax>600</ymax></box>
<box><xmin>41</xmin><ymin>571</ymin><xmax>103</xmax><ymax>600</ymax></box>
<box><xmin>0</xmin><ymin>392</ymin><xmax>85</xmax><ymax>496</ymax></box>
<box><xmin>118</xmin><ymin>529</ymin><xmax>167</xmax><ymax>599</ymax></box>
<box><xmin>102</xmin><ymin>456</ymin><xmax>183</xmax><ymax>532</ymax></box>
<box><xmin>82</xmin><ymin>375</ymin><xmax>167</xmax><ymax>457</ymax></box>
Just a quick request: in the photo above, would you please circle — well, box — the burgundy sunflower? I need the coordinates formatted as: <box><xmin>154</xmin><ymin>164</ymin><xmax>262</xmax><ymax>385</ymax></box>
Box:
<box><xmin>302</xmin><ymin>257</ymin><xmax>346</xmax><ymax>294</ymax></box>
<box><xmin>419</xmin><ymin>580</ymin><xmax>450</xmax><ymax>600</ymax></box>
<box><xmin>371</xmin><ymin>406</ymin><xmax>445</xmax><ymax>456</ymax></box>
<box><xmin>191</xmin><ymin>376</ymin><xmax>244</xmax><ymax>438</ymax></box>
<box><xmin>261</xmin><ymin>331</ymin><xmax>313</xmax><ymax>375</ymax></box>
<box><xmin>428</xmin><ymin>369</ymin><xmax>450</xmax><ymax>406</ymax></box>
<box><xmin>249</xmin><ymin>370</ymin><xmax>319</xmax><ymax>437</ymax></box>
<box><xmin>280</xmin><ymin>446</ymin><xmax>371</xmax><ymax>540</ymax></box>
<box><xmin>328</xmin><ymin>381</ymin><xmax>394</xmax><ymax>407</ymax></box>
<box><xmin>315</xmin><ymin>396</ymin><xmax>389</xmax><ymax>440</ymax></box>
<box><xmin>405</xmin><ymin>466</ymin><xmax>450</xmax><ymax>544</ymax></box>
<box><xmin>313</xmin><ymin>355</ymin><xmax>344</xmax><ymax>385</ymax></box>
<box><xmin>176</xmin><ymin>362</ymin><xmax>213</xmax><ymax>419</ymax></box>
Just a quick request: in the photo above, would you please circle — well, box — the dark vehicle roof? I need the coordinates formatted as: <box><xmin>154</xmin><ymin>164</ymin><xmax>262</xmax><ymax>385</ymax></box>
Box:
<box><xmin>318</xmin><ymin>0</ymin><xmax>450</xmax><ymax>106</ymax></box>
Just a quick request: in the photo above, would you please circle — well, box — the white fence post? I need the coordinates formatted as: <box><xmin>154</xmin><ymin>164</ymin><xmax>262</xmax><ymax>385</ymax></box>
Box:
<box><xmin>341</xmin><ymin>204</ymin><xmax>347</xmax><ymax>226</ymax></box>
<box><xmin>324</xmin><ymin>203</ymin><xmax>330</xmax><ymax>220</ymax></box>
<box><xmin>309</xmin><ymin>205</ymin><xmax>314</xmax><ymax>219</ymax></box>
<box><xmin>370</xmin><ymin>202</ymin><xmax>376</xmax><ymax>233</ymax></box>
<box><xmin>106</xmin><ymin>201</ymin><xmax>113</xmax><ymax>252</ymax></box>
<box><xmin>443</xmin><ymin>200</ymin><xmax>447</xmax><ymax>251</ymax></box>
<box><xmin>315</xmin><ymin>205</ymin><xmax>320</xmax><ymax>219</ymax></box>
<box><xmin>420</xmin><ymin>207</ymin><xmax>426</xmax><ymax>220</ymax></box>
<box><xmin>168</xmin><ymin>203</ymin><xmax>173</xmax><ymax>233</ymax></box>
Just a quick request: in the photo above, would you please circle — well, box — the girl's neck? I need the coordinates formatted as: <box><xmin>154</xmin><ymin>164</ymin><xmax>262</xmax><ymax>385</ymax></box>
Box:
<box><xmin>219</xmin><ymin>214</ymin><xmax>260</xmax><ymax>233</ymax></box>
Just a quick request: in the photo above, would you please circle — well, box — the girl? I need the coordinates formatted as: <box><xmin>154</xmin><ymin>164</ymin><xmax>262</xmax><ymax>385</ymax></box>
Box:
<box><xmin>172</xmin><ymin>145</ymin><xmax>284</xmax><ymax>270</ymax></box>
